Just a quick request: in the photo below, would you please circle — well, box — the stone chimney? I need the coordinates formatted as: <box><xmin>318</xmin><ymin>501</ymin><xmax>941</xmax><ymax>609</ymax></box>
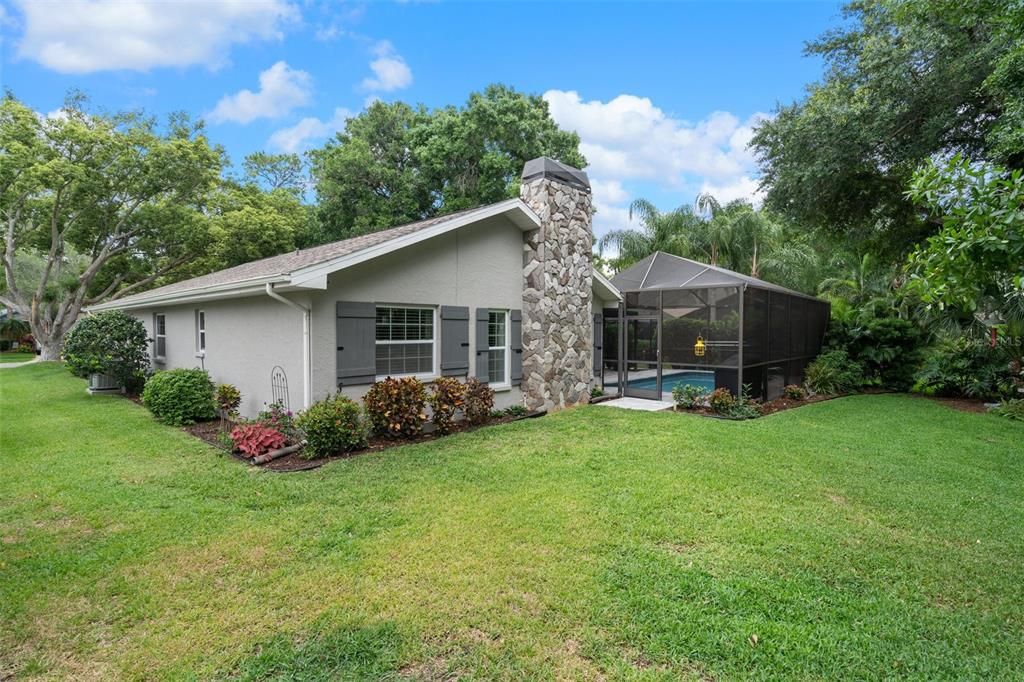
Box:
<box><xmin>519</xmin><ymin>157</ymin><xmax>594</xmax><ymax>412</ymax></box>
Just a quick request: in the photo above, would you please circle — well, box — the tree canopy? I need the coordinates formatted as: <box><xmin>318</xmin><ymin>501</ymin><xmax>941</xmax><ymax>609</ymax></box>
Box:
<box><xmin>751</xmin><ymin>0</ymin><xmax>1024</xmax><ymax>255</ymax></box>
<box><xmin>309</xmin><ymin>84</ymin><xmax>585</xmax><ymax>242</ymax></box>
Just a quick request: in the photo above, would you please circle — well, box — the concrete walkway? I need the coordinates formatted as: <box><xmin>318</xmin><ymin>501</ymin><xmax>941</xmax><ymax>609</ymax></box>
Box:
<box><xmin>0</xmin><ymin>356</ymin><xmax>41</xmax><ymax>370</ymax></box>
<box><xmin>594</xmin><ymin>396</ymin><xmax>675</xmax><ymax>412</ymax></box>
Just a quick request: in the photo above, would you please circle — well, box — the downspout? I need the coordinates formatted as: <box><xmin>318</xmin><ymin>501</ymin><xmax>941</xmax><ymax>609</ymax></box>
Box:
<box><xmin>265</xmin><ymin>283</ymin><xmax>312</xmax><ymax>410</ymax></box>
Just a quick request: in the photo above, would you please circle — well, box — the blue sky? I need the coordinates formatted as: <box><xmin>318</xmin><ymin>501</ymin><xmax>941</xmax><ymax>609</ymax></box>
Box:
<box><xmin>0</xmin><ymin>0</ymin><xmax>843</xmax><ymax>238</ymax></box>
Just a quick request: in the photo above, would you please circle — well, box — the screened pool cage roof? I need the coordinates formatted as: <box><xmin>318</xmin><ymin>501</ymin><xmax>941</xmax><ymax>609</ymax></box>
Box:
<box><xmin>610</xmin><ymin>251</ymin><xmax>822</xmax><ymax>301</ymax></box>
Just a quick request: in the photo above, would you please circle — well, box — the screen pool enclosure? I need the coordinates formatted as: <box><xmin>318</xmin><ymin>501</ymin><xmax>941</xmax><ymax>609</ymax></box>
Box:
<box><xmin>601</xmin><ymin>252</ymin><xmax>830</xmax><ymax>402</ymax></box>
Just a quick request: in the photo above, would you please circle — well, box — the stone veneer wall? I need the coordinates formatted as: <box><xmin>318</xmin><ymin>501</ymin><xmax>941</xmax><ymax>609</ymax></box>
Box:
<box><xmin>519</xmin><ymin>177</ymin><xmax>594</xmax><ymax>412</ymax></box>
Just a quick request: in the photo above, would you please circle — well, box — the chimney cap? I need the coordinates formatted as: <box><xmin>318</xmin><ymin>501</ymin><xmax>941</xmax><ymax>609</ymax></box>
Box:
<box><xmin>521</xmin><ymin>157</ymin><xmax>590</xmax><ymax>192</ymax></box>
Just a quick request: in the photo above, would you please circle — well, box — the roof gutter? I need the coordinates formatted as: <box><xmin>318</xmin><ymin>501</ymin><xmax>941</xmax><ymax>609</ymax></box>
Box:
<box><xmin>265</xmin><ymin>283</ymin><xmax>312</xmax><ymax>411</ymax></box>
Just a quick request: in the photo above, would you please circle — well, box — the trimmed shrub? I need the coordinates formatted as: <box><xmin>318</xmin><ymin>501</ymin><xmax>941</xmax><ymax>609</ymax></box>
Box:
<box><xmin>989</xmin><ymin>399</ymin><xmax>1024</xmax><ymax>422</ymax></box>
<box><xmin>429</xmin><ymin>377</ymin><xmax>466</xmax><ymax>434</ymax></box>
<box><xmin>707</xmin><ymin>387</ymin><xmax>736</xmax><ymax>413</ymax></box>
<box><xmin>805</xmin><ymin>350</ymin><xmax>865</xmax><ymax>395</ymax></box>
<box><xmin>672</xmin><ymin>383</ymin><xmax>709</xmax><ymax>409</ymax></box>
<box><xmin>230</xmin><ymin>423</ymin><xmax>287</xmax><ymax>458</ymax></box>
<box><xmin>783</xmin><ymin>384</ymin><xmax>807</xmax><ymax>400</ymax></box>
<box><xmin>215</xmin><ymin>383</ymin><xmax>241</xmax><ymax>417</ymax></box>
<box><xmin>363</xmin><ymin>377</ymin><xmax>428</xmax><ymax>438</ymax></box>
<box><xmin>142</xmin><ymin>368</ymin><xmax>217</xmax><ymax>425</ymax></box>
<box><xmin>63</xmin><ymin>310</ymin><xmax>149</xmax><ymax>388</ymax></box>
<box><xmin>295</xmin><ymin>394</ymin><xmax>366</xmax><ymax>459</ymax></box>
<box><xmin>464</xmin><ymin>377</ymin><xmax>495</xmax><ymax>425</ymax></box>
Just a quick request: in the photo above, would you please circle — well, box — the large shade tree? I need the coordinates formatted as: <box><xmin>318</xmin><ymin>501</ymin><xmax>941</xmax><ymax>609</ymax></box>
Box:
<box><xmin>751</xmin><ymin>0</ymin><xmax>1024</xmax><ymax>256</ymax></box>
<box><xmin>309</xmin><ymin>85</ymin><xmax>585</xmax><ymax>242</ymax></box>
<box><xmin>0</xmin><ymin>95</ymin><xmax>222</xmax><ymax>359</ymax></box>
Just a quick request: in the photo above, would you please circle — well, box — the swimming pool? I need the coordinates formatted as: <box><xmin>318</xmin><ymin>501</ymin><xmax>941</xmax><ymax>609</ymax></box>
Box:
<box><xmin>625</xmin><ymin>370</ymin><xmax>715</xmax><ymax>393</ymax></box>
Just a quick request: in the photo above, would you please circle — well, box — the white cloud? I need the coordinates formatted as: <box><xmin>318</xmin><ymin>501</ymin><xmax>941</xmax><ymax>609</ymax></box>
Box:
<box><xmin>361</xmin><ymin>40</ymin><xmax>412</xmax><ymax>92</ymax></box>
<box><xmin>268</xmin><ymin>107</ymin><xmax>353</xmax><ymax>152</ymax></box>
<box><xmin>12</xmin><ymin>0</ymin><xmax>298</xmax><ymax>74</ymax></box>
<box><xmin>543</xmin><ymin>89</ymin><xmax>769</xmax><ymax>241</ymax></box>
<box><xmin>207</xmin><ymin>61</ymin><xmax>312</xmax><ymax>125</ymax></box>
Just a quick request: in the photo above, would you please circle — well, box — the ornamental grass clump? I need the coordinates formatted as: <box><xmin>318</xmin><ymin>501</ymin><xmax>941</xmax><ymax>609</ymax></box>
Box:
<box><xmin>429</xmin><ymin>377</ymin><xmax>466</xmax><ymax>434</ymax></box>
<box><xmin>363</xmin><ymin>377</ymin><xmax>428</xmax><ymax>438</ymax></box>
<box><xmin>295</xmin><ymin>394</ymin><xmax>366</xmax><ymax>459</ymax></box>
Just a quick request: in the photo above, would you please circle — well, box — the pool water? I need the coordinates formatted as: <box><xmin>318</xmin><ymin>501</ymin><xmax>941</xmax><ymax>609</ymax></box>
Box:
<box><xmin>626</xmin><ymin>371</ymin><xmax>715</xmax><ymax>393</ymax></box>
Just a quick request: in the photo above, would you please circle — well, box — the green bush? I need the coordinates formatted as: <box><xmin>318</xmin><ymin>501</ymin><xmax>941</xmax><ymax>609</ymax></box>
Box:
<box><xmin>363</xmin><ymin>377</ymin><xmax>428</xmax><ymax>438</ymax></box>
<box><xmin>295</xmin><ymin>394</ymin><xmax>366</xmax><ymax>459</ymax></box>
<box><xmin>142</xmin><ymin>368</ymin><xmax>217</xmax><ymax>425</ymax></box>
<box><xmin>503</xmin><ymin>404</ymin><xmax>528</xmax><ymax>418</ymax></box>
<box><xmin>63</xmin><ymin>310</ymin><xmax>149</xmax><ymax>389</ymax></box>
<box><xmin>707</xmin><ymin>387</ymin><xmax>736</xmax><ymax>413</ymax></box>
<box><xmin>429</xmin><ymin>377</ymin><xmax>466</xmax><ymax>434</ymax></box>
<box><xmin>914</xmin><ymin>337</ymin><xmax>1016</xmax><ymax>400</ymax></box>
<box><xmin>464</xmin><ymin>378</ymin><xmax>495</xmax><ymax>425</ymax></box>
<box><xmin>672</xmin><ymin>383</ymin><xmax>709</xmax><ymax>409</ymax></box>
<box><xmin>989</xmin><ymin>399</ymin><xmax>1024</xmax><ymax>422</ymax></box>
<box><xmin>255</xmin><ymin>402</ymin><xmax>301</xmax><ymax>443</ymax></box>
<box><xmin>805</xmin><ymin>350</ymin><xmax>866</xmax><ymax>395</ymax></box>
<box><xmin>826</xmin><ymin>314</ymin><xmax>925</xmax><ymax>390</ymax></box>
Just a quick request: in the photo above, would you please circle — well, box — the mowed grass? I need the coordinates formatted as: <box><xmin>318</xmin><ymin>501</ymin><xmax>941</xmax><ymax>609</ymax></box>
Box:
<box><xmin>1</xmin><ymin>363</ymin><xmax>1022</xmax><ymax>680</ymax></box>
<box><xmin>0</xmin><ymin>352</ymin><xmax>36</xmax><ymax>364</ymax></box>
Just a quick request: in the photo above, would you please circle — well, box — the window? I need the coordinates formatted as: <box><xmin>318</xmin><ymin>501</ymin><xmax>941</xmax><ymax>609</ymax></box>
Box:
<box><xmin>375</xmin><ymin>306</ymin><xmax>435</xmax><ymax>377</ymax></box>
<box><xmin>195</xmin><ymin>310</ymin><xmax>206</xmax><ymax>355</ymax></box>
<box><xmin>154</xmin><ymin>313</ymin><xmax>166</xmax><ymax>360</ymax></box>
<box><xmin>487</xmin><ymin>310</ymin><xmax>509</xmax><ymax>386</ymax></box>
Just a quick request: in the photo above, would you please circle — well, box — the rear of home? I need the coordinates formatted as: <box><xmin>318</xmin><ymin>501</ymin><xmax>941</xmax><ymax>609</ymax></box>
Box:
<box><xmin>92</xmin><ymin>158</ymin><xmax>621</xmax><ymax>418</ymax></box>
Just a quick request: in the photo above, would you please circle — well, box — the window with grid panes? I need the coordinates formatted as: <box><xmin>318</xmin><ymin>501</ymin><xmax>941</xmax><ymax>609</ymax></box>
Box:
<box><xmin>375</xmin><ymin>306</ymin><xmax>435</xmax><ymax>377</ymax></box>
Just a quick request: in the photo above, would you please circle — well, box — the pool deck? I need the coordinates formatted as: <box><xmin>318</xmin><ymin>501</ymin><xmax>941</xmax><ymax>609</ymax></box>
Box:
<box><xmin>594</xmin><ymin>397</ymin><xmax>675</xmax><ymax>412</ymax></box>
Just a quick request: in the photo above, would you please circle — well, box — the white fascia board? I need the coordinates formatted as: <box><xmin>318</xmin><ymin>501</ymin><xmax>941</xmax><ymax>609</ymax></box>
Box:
<box><xmin>289</xmin><ymin>199</ymin><xmax>540</xmax><ymax>287</ymax></box>
<box><xmin>592</xmin><ymin>269</ymin><xmax>622</xmax><ymax>301</ymax></box>
<box><xmin>87</xmin><ymin>276</ymin><xmax>286</xmax><ymax>312</ymax></box>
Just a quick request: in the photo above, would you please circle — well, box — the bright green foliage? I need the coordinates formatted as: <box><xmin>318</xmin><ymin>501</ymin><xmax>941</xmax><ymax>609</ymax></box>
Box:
<box><xmin>309</xmin><ymin>86</ymin><xmax>584</xmax><ymax>242</ymax></box>
<box><xmin>989</xmin><ymin>398</ymin><xmax>1024</xmax><ymax>421</ymax></box>
<box><xmin>907</xmin><ymin>155</ymin><xmax>1024</xmax><ymax>316</ymax></box>
<box><xmin>242</xmin><ymin>151</ymin><xmax>307</xmax><ymax>195</ymax></box>
<box><xmin>672</xmin><ymin>383</ymin><xmax>709</xmax><ymax>409</ymax></box>
<box><xmin>62</xmin><ymin>310</ymin><xmax>149</xmax><ymax>388</ymax></box>
<box><xmin>0</xmin><ymin>94</ymin><xmax>223</xmax><ymax>359</ymax></box>
<box><xmin>363</xmin><ymin>377</ymin><xmax>428</xmax><ymax>438</ymax></box>
<box><xmin>200</xmin><ymin>185</ymin><xmax>309</xmax><ymax>272</ymax></box>
<box><xmin>805</xmin><ymin>349</ymin><xmax>867</xmax><ymax>394</ymax></box>
<box><xmin>295</xmin><ymin>394</ymin><xmax>366</xmax><ymax>459</ymax></box>
<box><xmin>141</xmin><ymin>368</ymin><xmax>217</xmax><ymax>426</ymax></box>
<box><xmin>5</xmin><ymin>364</ymin><xmax>1023</xmax><ymax>678</ymax></box>
<box><xmin>826</xmin><ymin>315</ymin><xmax>925</xmax><ymax>390</ymax></box>
<box><xmin>752</xmin><ymin>0</ymin><xmax>1024</xmax><ymax>255</ymax></box>
<box><xmin>428</xmin><ymin>377</ymin><xmax>466</xmax><ymax>435</ymax></box>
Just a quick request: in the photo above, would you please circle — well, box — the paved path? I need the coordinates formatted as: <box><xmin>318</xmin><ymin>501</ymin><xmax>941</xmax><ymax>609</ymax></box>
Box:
<box><xmin>594</xmin><ymin>396</ymin><xmax>675</xmax><ymax>412</ymax></box>
<box><xmin>0</xmin><ymin>356</ymin><xmax>42</xmax><ymax>370</ymax></box>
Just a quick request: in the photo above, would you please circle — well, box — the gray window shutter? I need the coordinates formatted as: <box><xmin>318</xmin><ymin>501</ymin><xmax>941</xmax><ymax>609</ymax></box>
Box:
<box><xmin>440</xmin><ymin>305</ymin><xmax>470</xmax><ymax>376</ymax></box>
<box><xmin>336</xmin><ymin>301</ymin><xmax>376</xmax><ymax>387</ymax></box>
<box><xmin>593</xmin><ymin>312</ymin><xmax>603</xmax><ymax>375</ymax></box>
<box><xmin>510</xmin><ymin>309</ymin><xmax>523</xmax><ymax>386</ymax></box>
<box><xmin>475</xmin><ymin>308</ymin><xmax>490</xmax><ymax>382</ymax></box>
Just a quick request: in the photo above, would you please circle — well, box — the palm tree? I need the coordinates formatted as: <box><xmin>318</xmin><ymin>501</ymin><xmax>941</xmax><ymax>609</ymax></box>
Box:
<box><xmin>597</xmin><ymin>199</ymin><xmax>704</xmax><ymax>271</ymax></box>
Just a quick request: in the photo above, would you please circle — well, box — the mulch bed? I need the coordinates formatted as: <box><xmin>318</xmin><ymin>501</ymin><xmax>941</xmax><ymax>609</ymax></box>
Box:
<box><xmin>183</xmin><ymin>412</ymin><xmax>541</xmax><ymax>472</ymax></box>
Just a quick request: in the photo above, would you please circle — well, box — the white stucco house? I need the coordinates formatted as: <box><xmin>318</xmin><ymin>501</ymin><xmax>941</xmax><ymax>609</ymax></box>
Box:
<box><xmin>92</xmin><ymin>158</ymin><xmax>620</xmax><ymax>417</ymax></box>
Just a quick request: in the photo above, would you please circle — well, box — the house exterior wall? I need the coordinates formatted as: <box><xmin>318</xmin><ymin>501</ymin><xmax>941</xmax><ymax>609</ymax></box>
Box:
<box><xmin>129</xmin><ymin>295</ymin><xmax>306</xmax><ymax>418</ymax></box>
<box><xmin>309</xmin><ymin>213</ymin><xmax>526</xmax><ymax>410</ymax></box>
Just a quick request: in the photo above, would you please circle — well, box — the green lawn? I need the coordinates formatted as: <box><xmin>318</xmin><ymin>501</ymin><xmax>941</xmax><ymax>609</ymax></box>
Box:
<box><xmin>0</xmin><ymin>352</ymin><xmax>36</xmax><ymax>364</ymax></box>
<box><xmin>1</xmin><ymin>363</ymin><xmax>1022</xmax><ymax>680</ymax></box>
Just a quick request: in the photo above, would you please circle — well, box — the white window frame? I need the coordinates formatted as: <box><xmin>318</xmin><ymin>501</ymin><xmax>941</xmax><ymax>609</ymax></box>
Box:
<box><xmin>374</xmin><ymin>305</ymin><xmax>437</xmax><ymax>381</ymax></box>
<box><xmin>195</xmin><ymin>309</ymin><xmax>206</xmax><ymax>357</ymax></box>
<box><xmin>487</xmin><ymin>309</ymin><xmax>511</xmax><ymax>389</ymax></box>
<box><xmin>154</xmin><ymin>313</ymin><xmax>167</xmax><ymax>361</ymax></box>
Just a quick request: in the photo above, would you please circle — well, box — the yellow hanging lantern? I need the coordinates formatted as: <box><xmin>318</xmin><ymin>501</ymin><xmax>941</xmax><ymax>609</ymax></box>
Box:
<box><xmin>694</xmin><ymin>335</ymin><xmax>706</xmax><ymax>357</ymax></box>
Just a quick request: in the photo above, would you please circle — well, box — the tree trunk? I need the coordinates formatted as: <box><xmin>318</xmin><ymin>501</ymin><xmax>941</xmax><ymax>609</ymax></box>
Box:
<box><xmin>37</xmin><ymin>336</ymin><xmax>63</xmax><ymax>361</ymax></box>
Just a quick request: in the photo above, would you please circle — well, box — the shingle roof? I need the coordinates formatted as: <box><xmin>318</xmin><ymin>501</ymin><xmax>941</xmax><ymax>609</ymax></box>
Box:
<box><xmin>611</xmin><ymin>251</ymin><xmax>824</xmax><ymax>301</ymax></box>
<box><xmin>104</xmin><ymin>202</ymin><xmax>513</xmax><ymax>308</ymax></box>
